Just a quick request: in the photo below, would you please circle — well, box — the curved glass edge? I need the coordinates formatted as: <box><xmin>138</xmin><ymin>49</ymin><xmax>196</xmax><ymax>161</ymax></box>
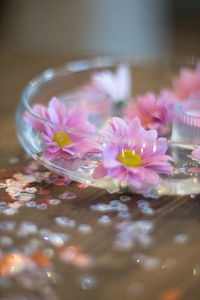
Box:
<box><xmin>21</xmin><ymin>56</ymin><xmax>199</xmax><ymax>128</ymax></box>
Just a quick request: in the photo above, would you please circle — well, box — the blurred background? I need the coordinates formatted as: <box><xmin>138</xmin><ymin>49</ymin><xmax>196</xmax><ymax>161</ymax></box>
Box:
<box><xmin>0</xmin><ymin>0</ymin><xmax>200</xmax><ymax>59</ymax></box>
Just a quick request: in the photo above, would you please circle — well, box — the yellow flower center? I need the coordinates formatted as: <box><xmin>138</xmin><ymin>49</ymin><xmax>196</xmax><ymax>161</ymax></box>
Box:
<box><xmin>117</xmin><ymin>149</ymin><xmax>142</xmax><ymax>167</ymax></box>
<box><xmin>53</xmin><ymin>132</ymin><xmax>71</xmax><ymax>147</ymax></box>
<box><xmin>145</xmin><ymin>118</ymin><xmax>152</xmax><ymax>126</ymax></box>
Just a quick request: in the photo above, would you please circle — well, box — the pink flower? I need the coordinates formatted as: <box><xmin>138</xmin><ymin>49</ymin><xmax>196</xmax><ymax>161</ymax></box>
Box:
<box><xmin>24</xmin><ymin>104</ymin><xmax>48</xmax><ymax>132</ymax></box>
<box><xmin>191</xmin><ymin>145</ymin><xmax>200</xmax><ymax>161</ymax></box>
<box><xmin>93</xmin><ymin>117</ymin><xmax>173</xmax><ymax>189</ymax></box>
<box><xmin>90</xmin><ymin>64</ymin><xmax>131</xmax><ymax>103</ymax></box>
<box><xmin>123</xmin><ymin>91</ymin><xmax>178</xmax><ymax>135</ymax></box>
<box><xmin>158</xmin><ymin>89</ymin><xmax>180</xmax><ymax>124</ymax></box>
<box><xmin>24</xmin><ymin>97</ymin><xmax>100</xmax><ymax>160</ymax></box>
<box><xmin>172</xmin><ymin>62</ymin><xmax>200</xmax><ymax>100</ymax></box>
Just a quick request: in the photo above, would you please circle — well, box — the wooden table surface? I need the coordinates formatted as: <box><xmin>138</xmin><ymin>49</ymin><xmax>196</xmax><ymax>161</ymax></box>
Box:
<box><xmin>0</xmin><ymin>48</ymin><xmax>200</xmax><ymax>300</ymax></box>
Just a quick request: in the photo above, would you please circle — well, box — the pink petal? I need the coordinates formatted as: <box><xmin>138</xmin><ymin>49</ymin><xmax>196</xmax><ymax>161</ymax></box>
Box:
<box><xmin>103</xmin><ymin>144</ymin><xmax>121</xmax><ymax>168</ymax></box>
<box><xmin>109</xmin><ymin>117</ymin><xmax>128</xmax><ymax>137</ymax></box>
<box><xmin>48</xmin><ymin>97</ymin><xmax>67</xmax><ymax>125</ymax></box>
<box><xmin>68</xmin><ymin>138</ymin><xmax>101</xmax><ymax>155</ymax></box>
<box><xmin>128</xmin><ymin>167</ymin><xmax>160</xmax><ymax>185</ymax></box>
<box><xmin>191</xmin><ymin>145</ymin><xmax>200</xmax><ymax>160</ymax></box>
<box><xmin>116</xmin><ymin>65</ymin><xmax>131</xmax><ymax>100</ymax></box>
<box><xmin>65</xmin><ymin>108</ymin><xmax>95</xmax><ymax>133</ymax></box>
<box><xmin>93</xmin><ymin>164</ymin><xmax>107</xmax><ymax>179</ymax></box>
<box><xmin>43</xmin><ymin>148</ymin><xmax>59</xmax><ymax>161</ymax></box>
<box><xmin>128</xmin><ymin>117</ymin><xmax>145</xmax><ymax>139</ymax></box>
<box><xmin>108</xmin><ymin>166</ymin><xmax>127</xmax><ymax>182</ymax></box>
<box><xmin>41</xmin><ymin>131</ymin><xmax>55</xmax><ymax>144</ymax></box>
<box><xmin>24</xmin><ymin>104</ymin><xmax>47</xmax><ymax>132</ymax></box>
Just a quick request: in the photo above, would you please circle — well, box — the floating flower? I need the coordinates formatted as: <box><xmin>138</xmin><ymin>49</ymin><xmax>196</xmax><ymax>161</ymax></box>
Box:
<box><xmin>93</xmin><ymin>117</ymin><xmax>173</xmax><ymax>189</ymax></box>
<box><xmin>172</xmin><ymin>62</ymin><xmax>200</xmax><ymax>100</ymax></box>
<box><xmin>24</xmin><ymin>97</ymin><xmax>101</xmax><ymax>161</ymax></box>
<box><xmin>191</xmin><ymin>145</ymin><xmax>200</xmax><ymax>161</ymax></box>
<box><xmin>89</xmin><ymin>64</ymin><xmax>131</xmax><ymax>103</ymax></box>
<box><xmin>24</xmin><ymin>103</ymin><xmax>48</xmax><ymax>132</ymax></box>
<box><xmin>123</xmin><ymin>91</ymin><xmax>178</xmax><ymax>135</ymax></box>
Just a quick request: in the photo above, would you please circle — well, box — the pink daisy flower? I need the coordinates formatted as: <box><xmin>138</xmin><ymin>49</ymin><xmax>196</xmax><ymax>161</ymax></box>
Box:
<box><xmin>172</xmin><ymin>62</ymin><xmax>200</xmax><ymax>100</ymax></box>
<box><xmin>158</xmin><ymin>89</ymin><xmax>180</xmax><ymax>124</ymax></box>
<box><xmin>191</xmin><ymin>145</ymin><xmax>200</xmax><ymax>161</ymax></box>
<box><xmin>93</xmin><ymin>117</ymin><xmax>173</xmax><ymax>189</ymax></box>
<box><xmin>24</xmin><ymin>97</ymin><xmax>100</xmax><ymax>161</ymax></box>
<box><xmin>90</xmin><ymin>64</ymin><xmax>131</xmax><ymax>103</ymax></box>
<box><xmin>123</xmin><ymin>91</ymin><xmax>178</xmax><ymax>135</ymax></box>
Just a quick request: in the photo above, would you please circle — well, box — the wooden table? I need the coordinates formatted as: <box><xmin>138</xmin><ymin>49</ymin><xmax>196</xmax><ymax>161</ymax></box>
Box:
<box><xmin>0</xmin><ymin>49</ymin><xmax>200</xmax><ymax>300</ymax></box>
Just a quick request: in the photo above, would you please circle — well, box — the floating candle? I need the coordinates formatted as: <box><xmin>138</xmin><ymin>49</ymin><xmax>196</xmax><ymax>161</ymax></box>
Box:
<box><xmin>172</xmin><ymin>99</ymin><xmax>200</xmax><ymax>144</ymax></box>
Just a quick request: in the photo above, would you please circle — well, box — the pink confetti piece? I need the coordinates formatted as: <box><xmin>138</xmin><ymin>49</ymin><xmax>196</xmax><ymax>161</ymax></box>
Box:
<box><xmin>77</xmin><ymin>183</ymin><xmax>88</xmax><ymax>189</ymax></box>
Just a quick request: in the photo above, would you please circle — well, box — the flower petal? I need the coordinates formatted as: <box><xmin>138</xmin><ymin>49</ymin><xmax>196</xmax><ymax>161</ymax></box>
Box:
<box><xmin>93</xmin><ymin>164</ymin><xmax>107</xmax><ymax>179</ymax></box>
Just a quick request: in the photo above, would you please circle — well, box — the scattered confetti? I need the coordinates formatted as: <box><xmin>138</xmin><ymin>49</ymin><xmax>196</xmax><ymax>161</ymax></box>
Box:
<box><xmin>3</xmin><ymin>208</ymin><xmax>19</xmax><ymax>216</ymax></box>
<box><xmin>114</xmin><ymin>221</ymin><xmax>154</xmax><ymax>251</ymax></box>
<box><xmin>16</xmin><ymin>193</ymin><xmax>35</xmax><ymax>202</ymax></box>
<box><xmin>59</xmin><ymin>191</ymin><xmax>76</xmax><ymax>199</ymax></box>
<box><xmin>117</xmin><ymin>211</ymin><xmax>131</xmax><ymax>219</ymax></box>
<box><xmin>42</xmin><ymin>232</ymin><xmax>70</xmax><ymax>247</ymax></box>
<box><xmin>30</xmin><ymin>250</ymin><xmax>52</xmax><ymax>267</ymax></box>
<box><xmin>97</xmin><ymin>215</ymin><xmax>112</xmax><ymax>225</ymax></box>
<box><xmin>141</xmin><ymin>207</ymin><xmax>155</xmax><ymax>216</ymax></box>
<box><xmin>137</xmin><ymin>199</ymin><xmax>149</xmax><ymax>208</ymax></box>
<box><xmin>0</xmin><ymin>253</ymin><xmax>26</xmax><ymax>276</ymax></box>
<box><xmin>0</xmin><ymin>158</ymin><xmax>198</xmax><ymax>298</ymax></box>
<box><xmin>77</xmin><ymin>183</ymin><xmax>88</xmax><ymax>189</ymax></box>
<box><xmin>53</xmin><ymin>177</ymin><xmax>71</xmax><ymax>186</ymax></box>
<box><xmin>55</xmin><ymin>217</ymin><xmax>76</xmax><ymax>228</ymax></box>
<box><xmin>143</xmin><ymin>192</ymin><xmax>159</xmax><ymax>199</ymax></box>
<box><xmin>38</xmin><ymin>189</ymin><xmax>50</xmax><ymax>195</ymax></box>
<box><xmin>0</xmin><ymin>182</ymin><xmax>7</xmax><ymax>188</ymax></box>
<box><xmin>78</xmin><ymin>224</ymin><xmax>93</xmax><ymax>234</ymax></box>
<box><xmin>0</xmin><ymin>221</ymin><xmax>15</xmax><ymax>232</ymax></box>
<box><xmin>58</xmin><ymin>245</ymin><xmax>93</xmax><ymax>268</ymax></box>
<box><xmin>119</xmin><ymin>195</ymin><xmax>131</xmax><ymax>202</ymax></box>
<box><xmin>49</xmin><ymin>199</ymin><xmax>61</xmax><ymax>205</ymax></box>
<box><xmin>91</xmin><ymin>200</ymin><xmax>128</xmax><ymax>213</ymax></box>
<box><xmin>36</xmin><ymin>203</ymin><xmax>48</xmax><ymax>210</ymax></box>
<box><xmin>25</xmin><ymin>201</ymin><xmax>37</xmax><ymax>207</ymax></box>
<box><xmin>13</xmin><ymin>172</ymin><xmax>36</xmax><ymax>184</ymax></box>
<box><xmin>17</xmin><ymin>222</ymin><xmax>38</xmax><ymax>237</ymax></box>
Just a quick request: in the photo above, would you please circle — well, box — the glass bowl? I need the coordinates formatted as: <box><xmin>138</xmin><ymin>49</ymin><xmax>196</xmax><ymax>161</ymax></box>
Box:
<box><xmin>16</xmin><ymin>57</ymin><xmax>200</xmax><ymax>196</ymax></box>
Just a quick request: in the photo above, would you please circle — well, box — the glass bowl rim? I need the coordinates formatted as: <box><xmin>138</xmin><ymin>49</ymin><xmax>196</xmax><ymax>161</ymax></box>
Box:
<box><xmin>21</xmin><ymin>55</ymin><xmax>199</xmax><ymax>143</ymax></box>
